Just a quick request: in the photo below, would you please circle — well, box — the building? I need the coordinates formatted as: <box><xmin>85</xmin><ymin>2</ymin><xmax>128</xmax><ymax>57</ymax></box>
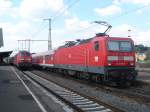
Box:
<box><xmin>0</xmin><ymin>28</ymin><xmax>3</xmax><ymax>47</ymax></box>
<box><xmin>136</xmin><ymin>52</ymin><xmax>147</xmax><ymax>62</ymax></box>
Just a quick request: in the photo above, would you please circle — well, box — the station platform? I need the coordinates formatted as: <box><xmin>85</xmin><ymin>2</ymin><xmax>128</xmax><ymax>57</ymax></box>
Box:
<box><xmin>136</xmin><ymin>67</ymin><xmax>150</xmax><ymax>82</ymax></box>
<box><xmin>137</xmin><ymin>72</ymin><xmax>150</xmax><ymax>82</ymax></box>
<box><xmin>137</xmin><ymin>67</ymin><xmax>150</xmax><ymax>73</ymax></box>
<box><xmin>0</xmin><ymin>66</ymin><xmax>41</xmax><ymax>112</ymax></box>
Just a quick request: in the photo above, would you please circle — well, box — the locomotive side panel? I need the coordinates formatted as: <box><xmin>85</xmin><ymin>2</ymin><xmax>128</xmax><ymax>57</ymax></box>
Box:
<box><xmin>87</xmin><ymin>37</ymin><xmax>107</xmax><ymax>74</ymax></box>
<box><xmin>54</xmin><ymin>43</ymin><xmax>90</xmax><ymax>72</ymax></box>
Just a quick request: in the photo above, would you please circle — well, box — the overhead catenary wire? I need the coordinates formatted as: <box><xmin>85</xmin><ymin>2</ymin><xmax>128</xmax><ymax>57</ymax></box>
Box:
<box><xmin>18</xmin><ymin>0</ymin><xmax>81</xmax><ymax>51</ymax></box>
<box><xmin>28</xmin><ymin>0</ymin><xmax>80</xmax><ymax>39</ymax></box>
<box><xmin>27</xmin><ymin>1</ymin><xmax>150</xmax><ymax>38</ymax></box>
<box><xmin>65</xmin><ymin>2</ymin><xmax>114</xmax><ymax>35</ymax></box>
<box><xmin>108</xmin><ymin>3</ymin><xmax>150</xmax><ymax>21</ymax></box>
<box><xmin>51</xmin><ymin>0</ymin><xmax>74</xmax><ymax>20</ymax></box>
<box><xmin>71</xmin><ymin>3</ymin><xmax>150</xmax><ymax>35</ymax></box>
<box><xmin>52</xmin><ymin>0</ymin><xmax>80</xmax><ymax>21</ymax></box>
<box><xmin>26</xmin><ymin>1</ymin><xmax>150</xmax><ymax>48</ymax></box>
<box><xmin>30</xmin><ymin>24</ymin><xmax>48</xmax><ymax>39</ymax></box>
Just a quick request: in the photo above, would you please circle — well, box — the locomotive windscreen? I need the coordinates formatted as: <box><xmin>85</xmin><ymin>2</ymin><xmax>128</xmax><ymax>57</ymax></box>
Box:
<box><xmin>20</xmin><ymin>51</ymin><xmax>31</xmax><ymax>56</ymax></box>
<box><xmin>108</xmin><ymin>41</ymin><xmax>132</xmax><ymax>52</ymax></box>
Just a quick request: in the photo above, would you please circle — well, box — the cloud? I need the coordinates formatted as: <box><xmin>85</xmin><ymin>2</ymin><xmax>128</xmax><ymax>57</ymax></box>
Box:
<box><xmin>65</xmin><ymin>17</ymin><xmax>91</xmax><ymax>33</ymax></box>
<box><xmin>0</xmin><ymin>21</ymin><xmax>32</xmax><ymax>38</ymax></box>
<box><xmin>113</xmin><ymin>0</ymin><xmax>150</xmax><ymax>5</ymax></box>
<box><xmin>108</xmin><ymin>24</ymin><xmax>150</xmax><ymax>46</ymax></box>
<box><xmin>135</xmin><ymin>30</ymin><xmax>150</xmax><ymax>46</ymax></box>
<box><xmin>0</xmin><ymin>0</ymin><xmax>12</xmax><ymax>14</ymax></box>
<box><xmin>0</xmin><ymin>0</ymin><xmax>14</xmax><ymax>16</ymax></box>
<box><xmin>64</xmin><ymin>17</ymin><xmax>118</xmax><ymax>43</ymax></box>
<box><xmin>136</xmin><ymin>9</ymin><xmax>143</xmax><ymax>14</ymax></box>
<box><xmin>109</xmin><ymin>24</ymin><xmax>136</xmax><ymax>41</ymax></box>
<box><xmin>19</xmin><ymin>0</ymin><xmax>65</xmax><ymax>19</ymax></box>
<box><xmin>1</xmin><ymin>0</ymin><xmax>150</xmax><ymax>53</ymax></box>
<box><xmin>94</xmin><ymin>5</ymin><xmax>122</xmax><ymax>16</ymax></box>
<box><xmin>109</xmin><ymin>24</ymin><xmax>134</xmax><ymax>36</ymax></box>
<box><xmin>0</xmin><ymin>21</ymin><xmax>35</xmax><ymax>51</ymax></box>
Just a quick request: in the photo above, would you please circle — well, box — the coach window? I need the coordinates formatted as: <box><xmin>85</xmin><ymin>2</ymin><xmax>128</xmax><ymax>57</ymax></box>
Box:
<box><xmin>94</xmin><ymin>41</ymin><xmax>99</xmax><ymax>51</ymax></box>
<box><xmin>45</xmin><ymin>55</ymin><xmax>49</xmax><ymax>60</ymax></box>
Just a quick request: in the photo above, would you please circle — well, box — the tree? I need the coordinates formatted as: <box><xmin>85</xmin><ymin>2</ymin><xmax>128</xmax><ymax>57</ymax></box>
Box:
<box><xmin>146</xmin><ymin>48</ymin><xmax>150</xmax><ymax>60</ymax></box>
<box><xmin>135</xmin><ymin>44</ymin><xmax>148</xmax><ymax>53</ymax></box>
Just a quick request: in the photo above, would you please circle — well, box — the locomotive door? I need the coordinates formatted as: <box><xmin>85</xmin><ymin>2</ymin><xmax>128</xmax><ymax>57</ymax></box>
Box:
<box><xmin>85</xmin><ymin>48</ymin><xmax>89</xmax><ymax>72</ymax></box>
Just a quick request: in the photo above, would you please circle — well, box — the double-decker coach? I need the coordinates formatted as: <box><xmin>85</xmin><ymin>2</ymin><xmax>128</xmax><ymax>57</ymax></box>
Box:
<box><xmin>32</xmin><ymin>51</ymin><xmax>54</xmax><ymax>69</ymax></box>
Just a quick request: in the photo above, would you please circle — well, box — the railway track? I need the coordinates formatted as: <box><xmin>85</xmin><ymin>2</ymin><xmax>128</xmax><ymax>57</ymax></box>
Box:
<box><xmin>20</xmin><ymin>70</ymin><xmax>123</xmax><ymax>112</ymax></box>
<box><xmin>32</xmin><ymin>69</ymin><xmax>150</xmax><ymax>105</ymax></box>
<box><xmin>99</xmin><ymin>85</ymin><xmax>150</xmax><ymax>105</ymax></box>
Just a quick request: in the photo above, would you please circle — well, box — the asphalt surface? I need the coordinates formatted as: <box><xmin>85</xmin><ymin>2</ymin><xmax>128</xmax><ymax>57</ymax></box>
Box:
<box><xmin>0</xmin><ymin>66</ymin><xmax>41</xmax><ymax>112</ymax></box>
<box><xmin>137</xmin><ymin>71</ymin><xmax>150</xmax><ymax>82</ymax></box>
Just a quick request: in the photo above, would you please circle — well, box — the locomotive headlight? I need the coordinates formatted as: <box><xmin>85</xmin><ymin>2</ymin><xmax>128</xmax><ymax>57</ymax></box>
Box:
<box><xmin>130</xmin><ymin>62</ymin><xmax>134</xmax><ymax>66</ymax></box>
<box><xmin>107</xmin><ymin>56</ymin><xmax>118</xmax><ymax>61</ymax></box>
<box><xmin>108</xmin><ymin>63</ymin><xmax>112</xmax><ymax>66</ymax></box>
<box><xmin>20</xmin><ymin>58</ymin><xmax>24</xmax><ymax>60</ymax></box>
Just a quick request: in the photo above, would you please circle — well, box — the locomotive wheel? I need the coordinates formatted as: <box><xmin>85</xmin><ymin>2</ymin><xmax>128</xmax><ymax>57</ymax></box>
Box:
<box><xmin>116</xmin><ymin>80</ymin><xmax>131</xmax><ymax>87</ymax></box>
<box><xmin>68</xmin><ymin>70</ymin><xmax>77</xmax><ymax>76</ymax></box>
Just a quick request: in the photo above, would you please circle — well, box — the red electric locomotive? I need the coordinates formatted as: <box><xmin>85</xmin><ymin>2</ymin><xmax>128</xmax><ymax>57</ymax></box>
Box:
<box><xmin>10</xmin><ymin>50</ymin><xmax>32</xmax><ymax>69</ymax></box>
<box><xmin>32</xmin><ymin>22</ymin><xmax>137</xmax><ymax>85</ymax></box>
<box><xmin>54</xmin><ymin>34</ymin><xmax>137</xmax><ymax>85</ymax></box>
<box><xmin>32</xmin><ymin>35</ymin><xmax>137</xmax><ymax>85</ymax></box>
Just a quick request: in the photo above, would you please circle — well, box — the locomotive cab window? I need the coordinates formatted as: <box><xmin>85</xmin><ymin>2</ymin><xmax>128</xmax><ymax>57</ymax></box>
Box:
<box><xmin>94</xmin><ymin>41</ymin><xmax>99</xmax><ymax>51</ymax></box>
<box><xmin>26</xmin><ymin>52</ymin><xmax>31</xmax><ymax>56</ymax></box>
<box><xmin>108</xmin><ymin>41</ymin><xmax>133</xmax><ymax>52</ymax></box>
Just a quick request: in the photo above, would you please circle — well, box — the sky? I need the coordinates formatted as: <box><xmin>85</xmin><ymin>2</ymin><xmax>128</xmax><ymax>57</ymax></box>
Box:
<box><xmin>0</xmin><ymin>0</ymin><xmax>150</xmax><ymax>53</ymax></box>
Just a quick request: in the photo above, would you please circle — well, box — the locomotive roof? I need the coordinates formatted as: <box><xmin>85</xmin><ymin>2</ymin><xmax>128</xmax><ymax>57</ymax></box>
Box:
<box><xmin>57</xmin><ymin>35</ymin><xmax>133</xmax><ymax>49</ymax></box>
<box><xmin>58</xmin><ymin>38</ymin><xmax>93</xmax><ymax>49</ymax></box>
<box><xmin>32</xmin><ymin>50</ymin><xmax>54</xmax><ymax>57</ymax></box>
<box><xmin>10</xmin><ymin>50</ymin><xmax>30</xmax><ymax>57</ymax></box>
<box><xmin>19</xmin><ymin>50</ymin><xmax>30</xmax><ymax>53</ymax></box>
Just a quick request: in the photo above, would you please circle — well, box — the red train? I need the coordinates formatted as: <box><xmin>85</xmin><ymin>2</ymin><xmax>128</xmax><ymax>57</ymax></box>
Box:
<box><xmin>32</xmin><ymin>51</ymin><xmax>54</xmax><ymax>68</ymax></box>
<box><xmin>9</xmin><ymin>50</ymin><xmax>32</xmax><ymax>69</ymax></box>
<box><xmin>32</xmin><ymin>33</ymin><xmax>137</xmax><ymax>85</ymax></box>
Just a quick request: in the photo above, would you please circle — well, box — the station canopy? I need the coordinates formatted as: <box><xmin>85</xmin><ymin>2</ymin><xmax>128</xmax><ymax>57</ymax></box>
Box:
<box><xmin>0</xmin><ymin>51</ymin><xmax>12</xmax><ymax>58</ymax></box>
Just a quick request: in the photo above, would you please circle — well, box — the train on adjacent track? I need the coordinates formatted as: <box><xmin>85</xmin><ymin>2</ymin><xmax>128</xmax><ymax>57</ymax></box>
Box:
<box><xmin>32</xmin><ymin>33</ymin><xmax>137</xmax><ymax>86</ymax></box>
<box><xmin>9</xmin><ymin>50</ymin><xmax>32</xmax><ymax>69</ymax></box>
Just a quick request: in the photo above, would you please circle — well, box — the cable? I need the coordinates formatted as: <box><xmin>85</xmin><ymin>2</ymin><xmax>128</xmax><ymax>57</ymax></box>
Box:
<box><xmin>29</xmin><ymin>0</ymin><xmax>80</xmax><ymax>38</ymax></box>
<box><xmin>31</xmin><ymin>24</ymin><xmax>48</xmax><ymax>38</ymax></box>
<box><xmin>52</xmin><ymin>0</ymin><xmax>80</xmax><ymax>21</ymax></box>
<box><xmin>51</xmin><ymin>0</ymin><xmax>72</xmax><ymax>18</ymax></box>
<box><xmin>109</xmin><ymin>3</ymin><xmax>150</xmax><ymax>21</ymax></box>
<box><xmin>65</xmin><ymin>2</ymin><xmax>113</xmax><ymax>35</ymax></box>
<box><xmin>72</xmin><ymin>24</ymin><xmax>97</xmax><ymax>34</ymax></box>
<box><xmin>28</xmin><ymin>1</ymin><xmax>150</xmax><ymax>43</ymax></box>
